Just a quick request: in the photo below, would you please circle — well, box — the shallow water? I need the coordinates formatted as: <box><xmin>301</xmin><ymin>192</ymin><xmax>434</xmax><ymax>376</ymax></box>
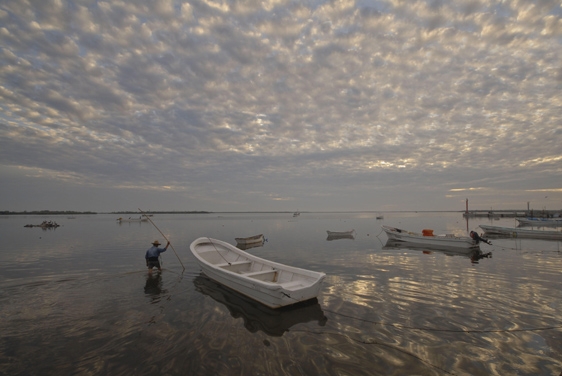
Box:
<box><xmin>0</xmin><ymin>212</ymin><xmax>561</xmax><ymax>375</ymax></box>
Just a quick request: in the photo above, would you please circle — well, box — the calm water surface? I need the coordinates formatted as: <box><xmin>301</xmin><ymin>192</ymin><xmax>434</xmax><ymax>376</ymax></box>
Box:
<box><xmin>0</xmin><ymin>212</ymin><xmax>561</xmax><ymax>375</ymax></box>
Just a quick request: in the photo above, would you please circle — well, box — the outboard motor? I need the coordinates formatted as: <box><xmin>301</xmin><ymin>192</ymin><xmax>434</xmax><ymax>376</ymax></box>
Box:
<box><xmin>470</xmin><ymin>231</ymin><xmax>491</xmax><ymax>245</ymax></box>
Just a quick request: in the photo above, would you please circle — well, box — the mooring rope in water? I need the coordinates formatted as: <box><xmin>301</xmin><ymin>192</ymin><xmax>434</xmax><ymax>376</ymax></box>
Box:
<box><xmin>289</xmin><ymin>327</ymin><xmax>457</xmax><ymax>375</ymax></box>
<box><xmin>298</xmin><ymin>307</ymin><xmax>562</xmax><ymax>376</ymax></box>
<box><xmin>207</xmin><ymin>237</ymin><xmax>232</xmax><ymax>265</ymax></box>
<box><xmin>485</xmin><ymin>243</ymin><xmax>561</xmax><ymax>253</ymax></box>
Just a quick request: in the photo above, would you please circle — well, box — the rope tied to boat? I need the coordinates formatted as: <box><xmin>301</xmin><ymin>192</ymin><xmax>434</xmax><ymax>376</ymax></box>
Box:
<box><xmin>207</xmin><ymin>237</ymin><xmax>231</xmax><ymax>265</ymax></box>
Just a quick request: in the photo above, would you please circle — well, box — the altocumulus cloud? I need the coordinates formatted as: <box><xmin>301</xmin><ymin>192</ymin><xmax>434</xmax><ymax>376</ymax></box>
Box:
<box><xmin>0</xmin><ymin>0</ymin><xmax>561</xmax><ymax>212</ymax></box>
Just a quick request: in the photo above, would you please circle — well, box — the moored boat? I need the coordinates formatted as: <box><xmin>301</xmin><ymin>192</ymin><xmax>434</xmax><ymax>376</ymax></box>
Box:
<box><xmin>516</xmin><ymin>217</ymin><xmax>562</xmax><ymax>227</ymax></box>
<box><xmin>116</xmin><ymin>217</ymin><xmax>148</xmax><ymax>223</ymax></box>
<box><xmin>190</xmin><ymin>237</ymin><xmax>326</xmax><ymax>309</ymax></box>
<box><xmin>235</xmin><ymin>234</ymin><xmax>265</xmax><ymax>245</ymax></box>
<box><xmin>479</xmin><ymin>224</ymin><xmax>562</xmax><ymax>240</ymax></box>
<box><xmin>381</xmin><ymin>225</ymin><xmax>481</xmax><ymax>249</ymax></box>
<box><xmin>326</xmin><ymin>230</ymin><xmax>355</xmax><ymax>241</ymax></box>
<box><xmin>24</xmin><ymin>220</ymin><xmax>60</xmax><ymax>228</ymax></box>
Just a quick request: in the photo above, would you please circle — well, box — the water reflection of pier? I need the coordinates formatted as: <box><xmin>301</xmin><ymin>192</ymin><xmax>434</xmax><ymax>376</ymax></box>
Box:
<box><xmin>193</xmin><ymin>274</ymin><xmax>327</xmax><ymax>337</ymax></box>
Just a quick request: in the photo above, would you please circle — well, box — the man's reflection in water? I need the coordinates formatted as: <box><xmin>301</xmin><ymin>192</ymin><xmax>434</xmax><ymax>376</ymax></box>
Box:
<box><xmin>144</xmin><ymin>273</ymin><xmax>163</xmax><ymax>302</ymax></box>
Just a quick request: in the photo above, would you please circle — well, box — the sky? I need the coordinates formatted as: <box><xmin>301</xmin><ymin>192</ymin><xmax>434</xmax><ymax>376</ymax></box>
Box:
<box><xmin>1</xmin><ymin>0</ymin><xmax>561</xmax><ymax>213</ymax></box>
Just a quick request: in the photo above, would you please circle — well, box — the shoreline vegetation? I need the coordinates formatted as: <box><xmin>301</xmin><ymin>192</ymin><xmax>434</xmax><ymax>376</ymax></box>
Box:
<box><xmin>0</xmin><ymin>210</ymin><xmax>210</xmax><ymax>215</ymax></box>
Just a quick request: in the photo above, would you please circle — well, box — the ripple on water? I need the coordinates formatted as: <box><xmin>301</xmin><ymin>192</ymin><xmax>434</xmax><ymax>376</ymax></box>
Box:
<box><xmin>1</xmin><ymin>213</ymin><xmax>561</xmax><ymax>375</ymax></box>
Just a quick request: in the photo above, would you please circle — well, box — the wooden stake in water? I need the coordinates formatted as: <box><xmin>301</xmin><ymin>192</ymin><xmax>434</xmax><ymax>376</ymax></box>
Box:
<box><xmin>139</xmin><ymin>208</ymin><xmax>185</xmax><ymax>271</ymax></box>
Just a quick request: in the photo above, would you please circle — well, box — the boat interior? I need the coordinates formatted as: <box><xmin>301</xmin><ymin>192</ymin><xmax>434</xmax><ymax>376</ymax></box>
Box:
<box><xmin>196</xmin><ymin>244</ymin><xmax>313</xmax><ymax>288</ymax></box>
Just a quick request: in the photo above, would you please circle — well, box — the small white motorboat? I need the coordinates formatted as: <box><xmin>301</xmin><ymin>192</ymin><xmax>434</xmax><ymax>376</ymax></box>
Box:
<box><xmin>381</xmin><ymin>225</ymin><xmax>481</xmax><ymax>249</ymax></box>
<box><xmin>190</xmin><ymin>237</ymin><xmax>326</xmax><ymax>309</ymax></box>
<box><xmin>516</xmin><ymin>217</ymin><xmax>562</xmax><ymax>227</ymax></box>
<box><xmin>479</xmin><ymin>224</ymin><xmax>562</xmax><ymax>240</ymax></box>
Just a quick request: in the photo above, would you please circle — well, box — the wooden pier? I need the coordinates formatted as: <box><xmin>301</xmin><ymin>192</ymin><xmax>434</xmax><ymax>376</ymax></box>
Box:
<box><xmin>462</xmin><ymin>209</ymin><xmax>561</xmax><ymax>218</ymax></box>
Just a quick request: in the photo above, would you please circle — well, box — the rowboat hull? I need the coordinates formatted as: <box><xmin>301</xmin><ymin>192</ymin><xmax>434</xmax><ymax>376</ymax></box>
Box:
<box><xmin>235</xmin><ymin>234</ymin><xmax>265</xmax><ymax>245</ymax></box>
<box><xmin>381</xmin><ymin>225</ymin><xmax>480</xmax><ymax>249</ymax></box>
<box><xmin>326</xmin><ymin>230</ymin><xmax>355</xmax><ymax>237</ymax></box>
<box><xmin>479</xmin><ymin>224</ymin><xmax>562</xmax><ymax>240</ymax></box>
<box><xmin>326</xmin><ymin>230</ymin><xmax>355</xmax><ymax>241</ymax></box>
<box><xmin>190</xmin><ymin>237</ymin><xmax>325</xmax><ymax>309</ymax></box>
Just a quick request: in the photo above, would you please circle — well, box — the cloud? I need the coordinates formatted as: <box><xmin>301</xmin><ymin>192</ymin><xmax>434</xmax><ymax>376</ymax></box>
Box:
<box><xmin>0</xmin><ymin>0</ymin><xmax>561</xmax><ymax>211</ymax></box>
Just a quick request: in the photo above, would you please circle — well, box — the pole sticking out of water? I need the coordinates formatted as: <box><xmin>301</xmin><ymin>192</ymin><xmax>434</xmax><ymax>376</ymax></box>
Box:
<box><xmin>139</xmin><ymin>208</ymin><xmax>185</xmax><ymax>271</ymax></box>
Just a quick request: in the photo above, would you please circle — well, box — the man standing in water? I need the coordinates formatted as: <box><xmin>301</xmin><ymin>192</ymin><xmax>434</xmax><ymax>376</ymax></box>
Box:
<box><xmin>145</xmin><ymin>240</ymin><xmax>169</xmax><ymax>274</ymax></box>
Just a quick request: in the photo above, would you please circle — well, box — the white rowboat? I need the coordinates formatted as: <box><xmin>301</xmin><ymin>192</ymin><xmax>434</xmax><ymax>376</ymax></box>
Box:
<box><xmin>381</xmin><ymin>225</ymin><xmax>480</xmax><ymax>249</ymax></box>
<box><xmin>235</xmin><ymin>234</ymin><xmax>265</xmax><ymax>245</ymax></box>
<box><xmin>479</xmin><ymin>224</ymin><xmax>562</xmax><ymax>240</ymax></box>
<box><xmin>326</xmin><ymin>230</ymin><xmax>355</xmax><ymax>237</ymax></box>
<box><xmin>189</xmin><ymin>237</ymin><xmax>326</xmax><ymax>309</ymax></box>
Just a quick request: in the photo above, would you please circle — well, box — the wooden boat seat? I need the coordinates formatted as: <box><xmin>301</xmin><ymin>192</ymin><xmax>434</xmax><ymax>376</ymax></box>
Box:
<box><xmin>216</xmin><ymin>260</ymin><xmax>252</xmax><ymax>268</ymax></box>
<box><xmin>242</xmin><ymin>269</ymin><xmax>276</xmax><ymax>277</ymax></box>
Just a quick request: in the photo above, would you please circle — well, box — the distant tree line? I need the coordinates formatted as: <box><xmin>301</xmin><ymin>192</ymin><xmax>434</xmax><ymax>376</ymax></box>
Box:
<box><xmin>0</xmin><ymin>210</ymin><xmax>97</xmax><ymax>215</ymax></box>
<box><xmin>111</xmin><ymin>211</ymin><xmax>211</xmax><ymax>214</ymax></box>
<box><xmin>1</xmin><ymin>210</ymin><xmax>211</xmax><ymax>215</ymax></box>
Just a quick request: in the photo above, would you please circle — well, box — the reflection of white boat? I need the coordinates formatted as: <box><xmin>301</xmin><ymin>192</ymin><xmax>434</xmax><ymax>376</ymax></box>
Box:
<box><xmin>479</xmin><ymin>224</ymin><xmax>562</xmax><ymax>240</ymax></box>
<box><xmin>326</xmin><ymin>230</ymin><xmax>355</xmax><ymax>241</ymax></box>
<box><xmin>116</xmin><ymin>217</ymin><xmax>148</xmax><ymax>223</ymax></box>
<box><xmin>383</xmin><ymin>240</ymin><xmax>492</xmax><ymax>262</ymax></box>
<box><xmin>193</xmin><ymin>274</ymin><xmax>327</xmax><ymax>337</ymax></box>
<box><xmin>235</xmin><ymin>234</ymin><xmax>265</xmax><ymax>245</ymax></box>
<box><xmin>516</xmin><ymin>217</ymin><xmax>562</xmax><ymax>227</ymax></box>
<box><xmin>381</xmin><ymin>225</ymin><xmax>480</xmax><ymax>249</ymax></box>
<box><xmin>326</xmin><ymin>230</ymin><xmax>355</xmax><ymax>237</ymax></box>
<box><xmin>326</xmin><ymin>233</ymin><xmax>355</xmax><ymax>241</ymax></box>
<box><xmin>190</xmin><ymin>237</ymin><xmax>326</xmax><ymax>309</ymax></box>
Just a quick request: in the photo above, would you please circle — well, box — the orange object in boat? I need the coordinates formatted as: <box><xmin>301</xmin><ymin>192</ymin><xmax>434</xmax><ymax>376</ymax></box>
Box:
<box><xmin>422</xmin><ymin>229</ymin><xmax>434</xmax><ymax>236</ymax></box>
